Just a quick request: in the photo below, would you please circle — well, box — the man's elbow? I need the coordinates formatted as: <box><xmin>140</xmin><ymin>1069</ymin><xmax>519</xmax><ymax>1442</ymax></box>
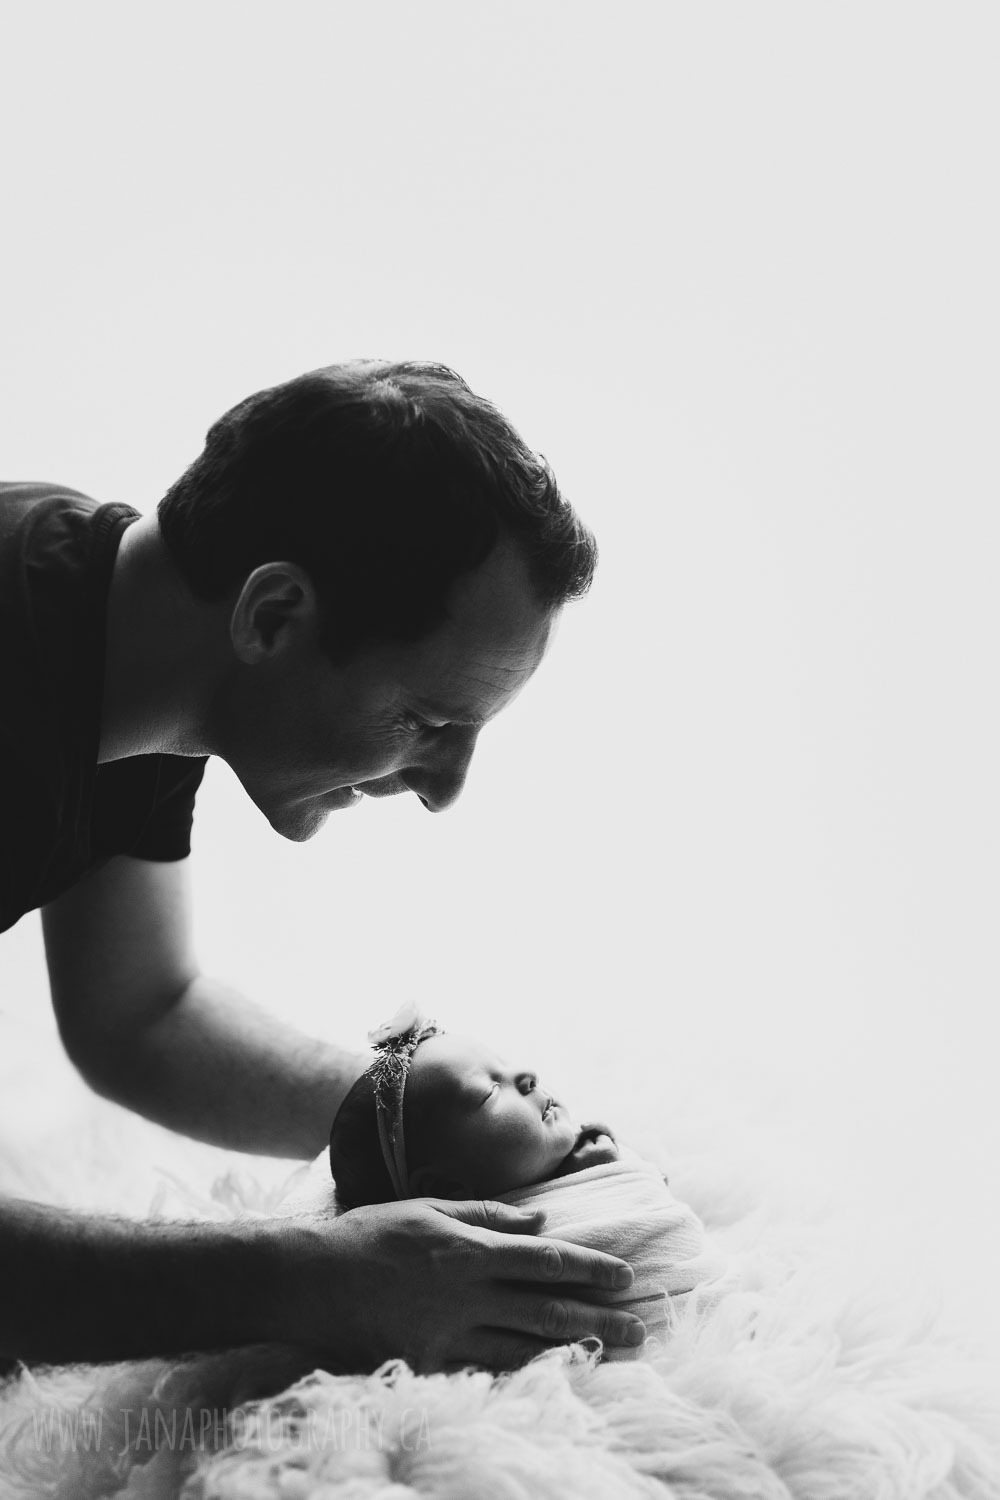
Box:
<box><xmin>55</xmin><ymin>1017</ymin><xmax>141</xmax><ymax>1107</ymax></box>
<box><xmin>49</xmin><ymin>968</ymin><xmax>189</xmax><ymax>1111</ymax></box>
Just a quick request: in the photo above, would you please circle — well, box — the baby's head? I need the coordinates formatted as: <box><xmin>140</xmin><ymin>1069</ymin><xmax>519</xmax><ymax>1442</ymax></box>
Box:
<box><xmin>330</xmin><ymin>1028</ymin><xmax>588</xmax><ymax>1209</ymax></box>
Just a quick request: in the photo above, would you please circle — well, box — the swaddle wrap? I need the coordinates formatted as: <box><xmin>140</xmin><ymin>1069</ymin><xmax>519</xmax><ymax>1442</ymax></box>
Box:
<box><xmin>500</xmin><ymin>1146</ymin><xmax>726</xmax><ymax>1359</ymax></box>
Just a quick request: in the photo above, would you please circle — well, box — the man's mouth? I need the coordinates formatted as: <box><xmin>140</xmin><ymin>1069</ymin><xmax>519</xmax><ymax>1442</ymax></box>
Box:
<box><xmin>323</xmin><ymin>786</ymin><xmax>363</xmax><ymax>808</ymax></box>
<box><xmin>352</xmin><ymin>776</ymin><xmax>409</xmax><ymax>800</ymax></box>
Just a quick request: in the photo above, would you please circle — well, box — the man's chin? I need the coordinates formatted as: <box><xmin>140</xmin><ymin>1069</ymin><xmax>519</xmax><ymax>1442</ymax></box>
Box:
<box><xmin>265</xmin><ymin>790</ymin><xmax>364</xmax><ymax>840</ymax></box>
<box><xmin>266</xmin><ymin>804</ymin><xmax>331</xmax><ymax>842</ymax></box>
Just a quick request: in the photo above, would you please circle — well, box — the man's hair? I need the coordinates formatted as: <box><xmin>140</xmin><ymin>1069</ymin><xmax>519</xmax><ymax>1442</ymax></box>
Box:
<box><xmin>328</xmin><ymin>1072</ymin><xmax>398</xmax><ymax>1210</ymax></box>
<box><xmin>158</xmin><ymin>360</ymin><xmax>597</xmax><ymax>661</ymax></box>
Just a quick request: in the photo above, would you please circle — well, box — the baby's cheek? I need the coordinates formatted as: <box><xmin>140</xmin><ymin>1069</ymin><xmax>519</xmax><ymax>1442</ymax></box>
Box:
<box><xmin>484</xmin><ymin>1116</ymin><xmax>542</xmax><ymax>1182</ymax></box>
<box><xmin>516</xmin><ymin>1116</ymin><xmax>558</xmax><ymax>1173</ymax></box>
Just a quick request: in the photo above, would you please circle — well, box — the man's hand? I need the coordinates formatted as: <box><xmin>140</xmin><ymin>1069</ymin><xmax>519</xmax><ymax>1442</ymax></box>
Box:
<box><xmin>265</xmin><ymin>1198</ymin><xmax>643</xmax><ymax>1373</ymax></box>
<box><xmin>0</xmin><ymin>1194</ymin><xmax>640</xmax><ymax>1372</ymax></box>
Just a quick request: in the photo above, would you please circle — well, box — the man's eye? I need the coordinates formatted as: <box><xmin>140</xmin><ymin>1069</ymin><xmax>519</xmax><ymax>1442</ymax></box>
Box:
<box><xmin>403</xmin><ymin>713</ymin><xmax>448</xmax><ymax>734</ymax></box>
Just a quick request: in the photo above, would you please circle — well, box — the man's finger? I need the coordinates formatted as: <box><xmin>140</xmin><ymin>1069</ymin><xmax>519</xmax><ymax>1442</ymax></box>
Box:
<box><xmin>497</xmin><ymin>1291</ymin><xmax>646</xmax><ymax>1351</ymax></box>
<box><xmin>437</xmin><ymin>1199</ymin><xmax>547</xmax><ymax>1236</ymax></box>
<box><xmin>493</xmin><ymin>1231</ymin><xmax>635</xmax><ymax>1295</ymax></box>
<box><xmin>434</xmin><ymin>1202</ymin><xmax>634</xmax><ymax>1293</ymax></box>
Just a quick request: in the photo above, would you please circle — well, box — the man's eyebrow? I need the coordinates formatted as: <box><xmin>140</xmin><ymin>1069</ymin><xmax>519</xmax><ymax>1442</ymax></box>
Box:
<box><xmin>414</xmin><ymin>702</ymin><xmax>486</xmax><ymax>728</ymax></box>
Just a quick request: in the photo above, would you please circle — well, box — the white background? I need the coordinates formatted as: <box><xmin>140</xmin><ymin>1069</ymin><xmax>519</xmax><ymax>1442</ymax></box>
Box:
<box><xmin>1</xmin><ymin>4</ymin><xmax>998</xmax><ymax>1342</ymax></box>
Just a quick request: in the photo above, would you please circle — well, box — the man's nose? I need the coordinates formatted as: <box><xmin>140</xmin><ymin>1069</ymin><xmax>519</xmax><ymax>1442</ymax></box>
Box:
<box><xmin>404</xmin><ymin>725</ymin><xmax>480</xmax><ymax>812</ymax></box>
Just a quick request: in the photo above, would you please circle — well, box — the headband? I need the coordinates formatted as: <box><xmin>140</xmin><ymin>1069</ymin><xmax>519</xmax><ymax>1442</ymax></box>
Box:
<box><xmin>365</xmin><ymin>1000</ymin><xmax>443</xmax><ymax>1199</ymax></box>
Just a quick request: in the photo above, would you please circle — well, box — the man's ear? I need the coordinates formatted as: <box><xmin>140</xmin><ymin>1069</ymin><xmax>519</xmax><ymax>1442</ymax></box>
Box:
<box><xmin>407</xmin><ymin>1163</ymin><xmax>466</xmax><ymax>1200</ymax></box>
<box><xmin>229</xmin><ymin>563</ymin><xmax>319</xmax><ymax>663</ymax></box>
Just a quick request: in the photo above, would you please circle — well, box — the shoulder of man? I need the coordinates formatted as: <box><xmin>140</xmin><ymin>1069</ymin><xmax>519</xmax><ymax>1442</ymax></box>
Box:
<box><xmin>0</xmin><ymin>482</ymin><xmax>142</xmax><ymax>932</ymax></box>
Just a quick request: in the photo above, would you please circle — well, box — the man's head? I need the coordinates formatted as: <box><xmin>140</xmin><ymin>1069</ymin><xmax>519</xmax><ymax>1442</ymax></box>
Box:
<box><xmin>157</xmin><ymin>361</ymin><xmax>596</xmax><ymax>837</ymax></box>
<box><xmin>158</xmin><ymin>360</ymin><xmax>595</xmax><ymax>661</ymax></box>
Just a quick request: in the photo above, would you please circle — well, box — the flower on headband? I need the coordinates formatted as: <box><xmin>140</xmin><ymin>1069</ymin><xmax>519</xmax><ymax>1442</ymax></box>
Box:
<box><xmin>367</xmin><ymin>999</ymin><xmax>425</xmax><ymax>1047</ymax></box>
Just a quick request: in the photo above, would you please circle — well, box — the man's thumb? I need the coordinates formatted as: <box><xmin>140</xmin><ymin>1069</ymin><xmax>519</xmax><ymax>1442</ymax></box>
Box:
<box><xmin>445</xmin><ymin>1199</ymin><xmax>547</xmax><ymax>1235</ymax></box>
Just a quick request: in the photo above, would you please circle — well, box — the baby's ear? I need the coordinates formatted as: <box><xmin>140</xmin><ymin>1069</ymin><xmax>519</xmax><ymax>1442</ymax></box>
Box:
<box><xmin>408</xmin><ymin>1164</ymin><xmax>465</xmax><ymax>1200</ymax></box>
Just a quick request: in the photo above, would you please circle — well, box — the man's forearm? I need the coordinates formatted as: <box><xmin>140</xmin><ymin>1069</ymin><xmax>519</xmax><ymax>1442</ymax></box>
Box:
<box><xmin>79</xmin><ymin>976</ymin><xmax>368</xmax><ymax>1157</ymax></box>
<box><xmin>0</xmin><ymin>1193</ymin><xmax>279</xmax><ymax>1365</ymax></box>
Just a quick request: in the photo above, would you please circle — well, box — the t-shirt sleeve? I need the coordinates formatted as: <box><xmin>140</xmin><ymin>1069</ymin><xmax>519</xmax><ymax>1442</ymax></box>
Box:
<box><xmin>131</xmin><ymin>755</ymin><xmax>208</xmax><ymax>861</ymax></box>
<box><xmin>91</xmin><ymin>754</ymin><xmax>208</xmax><ymax>864</ymax></box>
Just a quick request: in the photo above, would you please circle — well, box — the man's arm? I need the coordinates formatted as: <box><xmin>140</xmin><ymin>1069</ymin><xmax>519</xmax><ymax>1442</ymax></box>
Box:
<box><xmin>42</xmin><ymin>854</ymin><xmax>365</xmax><ymax>1158</ymax></box>
<box><xmin>0</xmin><ymin>1194</ymin><xmax>643</xmax><ymax>1370</ymax></box>
<box><xmin>0</xmin><ymin>1195</ymin><xmax>275</xmax><ymax>1364</ymax></box>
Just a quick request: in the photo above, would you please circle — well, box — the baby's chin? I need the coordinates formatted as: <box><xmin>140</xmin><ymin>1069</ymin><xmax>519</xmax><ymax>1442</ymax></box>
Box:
<box><xmin>546</xmin><ymin>1107</ymin><xmax>580</xmax><ymax>1155</ymax></box>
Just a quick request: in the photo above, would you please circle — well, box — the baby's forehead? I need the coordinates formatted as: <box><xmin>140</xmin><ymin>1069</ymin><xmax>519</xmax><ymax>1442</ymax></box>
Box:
<box><xmin>409</xmin><ymin>1033</ymin><xmax>497</xmax><ymax>1105</ymax></box>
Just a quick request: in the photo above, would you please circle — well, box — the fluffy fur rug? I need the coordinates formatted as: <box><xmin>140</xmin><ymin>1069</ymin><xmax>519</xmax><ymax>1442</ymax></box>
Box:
<box><xmin>2</xmin><ymin>1128</ymin><xmax>999</xmax><ymax>1500</ymax></box>
<box><xmin>0</xmin><ymin>1002</ymin><xmax>997</xmax><ymax>1500</ymax></box>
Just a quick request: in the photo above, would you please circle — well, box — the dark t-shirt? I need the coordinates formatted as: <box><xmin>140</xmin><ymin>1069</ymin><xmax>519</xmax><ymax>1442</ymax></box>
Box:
<box><xmin>0</xmin><ymin>482</ymin><xmax>207</xmax><ymax>934</ymax></box>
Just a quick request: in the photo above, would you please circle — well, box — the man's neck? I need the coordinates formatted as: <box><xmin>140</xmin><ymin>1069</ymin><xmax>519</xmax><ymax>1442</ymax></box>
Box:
<box><xmin>99</xmin><ymin>512</ymin><xmax>224</xmax><ymax>764</ymax></box>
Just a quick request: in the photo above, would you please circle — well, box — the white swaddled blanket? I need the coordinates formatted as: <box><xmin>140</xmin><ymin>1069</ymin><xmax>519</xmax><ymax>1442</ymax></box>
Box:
<box><xmin>499</xmin><ymin>1146</ymin><xmax>727</xmax><ymax>1358</ymax></box>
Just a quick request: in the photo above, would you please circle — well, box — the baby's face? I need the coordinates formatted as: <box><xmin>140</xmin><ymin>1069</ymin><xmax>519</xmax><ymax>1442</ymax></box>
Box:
<box><xmin>404</xmin><ymin>1032</ymin><xmax>579</xmax><ymax>1197</ymax></box>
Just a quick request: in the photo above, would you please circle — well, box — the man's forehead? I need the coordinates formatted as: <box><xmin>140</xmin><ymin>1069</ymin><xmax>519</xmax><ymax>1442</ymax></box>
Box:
<box><xmin>407</xmin><ymin>625</ymin><xmax>551</xmax><ymax>718</ymax></box>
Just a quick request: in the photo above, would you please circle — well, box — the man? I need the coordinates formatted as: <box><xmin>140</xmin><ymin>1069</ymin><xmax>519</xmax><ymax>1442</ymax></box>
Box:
<box><xmin>0</xmin><ymin>360</ymin><xmax>644</xmax><ymax>1373</ymax></box>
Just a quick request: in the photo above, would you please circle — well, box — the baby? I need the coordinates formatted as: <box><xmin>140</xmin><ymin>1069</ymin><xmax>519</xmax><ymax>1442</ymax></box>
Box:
<box><xmin>329</xmin><ymin>1005</ymin><xmax>725</xmax><ymax>1357</ymax></box>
